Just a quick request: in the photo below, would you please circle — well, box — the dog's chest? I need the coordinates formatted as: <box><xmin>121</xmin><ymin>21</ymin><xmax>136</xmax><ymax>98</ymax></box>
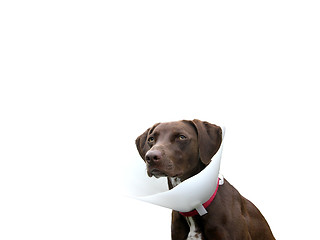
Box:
<box><xmin>169</xmin><ymin>178</ymin><xmax>203</xmax><ymax>239</ymax></box>
<box><xmin>186</xmin><ymin>217</ymin><xmax>203</xmax><ymax>240</ymax></box>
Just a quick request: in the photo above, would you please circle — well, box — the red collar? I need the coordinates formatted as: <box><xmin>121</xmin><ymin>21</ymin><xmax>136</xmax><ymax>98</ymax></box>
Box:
<box><xmin>179</xmin><ymin>179</ymin><xmax>220</xmax><ymax>217</ymax></box>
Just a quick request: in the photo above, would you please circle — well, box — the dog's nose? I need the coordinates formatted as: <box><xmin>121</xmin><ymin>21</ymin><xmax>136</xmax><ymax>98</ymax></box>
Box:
<box><xmin>145</xmin><ymin>150</ymin><xmax>162</xmax><ymax>164</ymax></box>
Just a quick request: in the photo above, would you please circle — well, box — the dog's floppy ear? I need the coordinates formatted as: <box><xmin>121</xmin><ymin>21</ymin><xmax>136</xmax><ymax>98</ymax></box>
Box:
<box><xmin>192</xmin><ymin>119</ymin><xmax>222</xmax><ymax>165</ymax></box>
<box><xmin>135</xmin><ymin>123</ymin><xmax>160</xmax><ymax>160</ymax></box>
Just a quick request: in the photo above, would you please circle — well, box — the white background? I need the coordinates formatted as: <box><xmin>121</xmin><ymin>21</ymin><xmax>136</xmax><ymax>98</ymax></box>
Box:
<box><xmin>1</xmin><ymin>0</ymin><xmax>319</xmax><ymax>239</ymax></box>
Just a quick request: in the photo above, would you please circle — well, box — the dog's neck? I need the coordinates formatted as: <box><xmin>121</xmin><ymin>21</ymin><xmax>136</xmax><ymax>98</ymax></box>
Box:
<box><xmin>167</xmin><ymin>162</ymin><xmax>206</xmax><ymax>189</ymax></box>
<box><xmin>168</xmin><ymin>177</ymin><xmax>182</xmax><ymax>188</ymax></box>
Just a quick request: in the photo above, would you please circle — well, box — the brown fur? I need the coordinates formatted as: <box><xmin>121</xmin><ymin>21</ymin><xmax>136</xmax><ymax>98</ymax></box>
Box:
<box><xmin>136</xmin><ymin>119</ymin><xmax>275</xmax><ymax>240</ymax></box>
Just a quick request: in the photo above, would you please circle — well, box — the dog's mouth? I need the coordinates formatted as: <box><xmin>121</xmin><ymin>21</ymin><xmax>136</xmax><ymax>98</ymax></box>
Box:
<box><xmin>149</xmin><ymin>169</ymin><xmax>168</xmax><ymax>178</ymax></box>
<box><xmin>148</xmin><ymin>168</ymin><xmax>181</xmax><ymax>179</ymax></box>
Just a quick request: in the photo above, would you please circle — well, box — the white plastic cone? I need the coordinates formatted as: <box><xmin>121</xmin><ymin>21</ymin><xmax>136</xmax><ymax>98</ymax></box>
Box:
<box><xmin>130</xmin><ymin>127</ymin><xmax>225</xmax><ymax>215</ymax></box>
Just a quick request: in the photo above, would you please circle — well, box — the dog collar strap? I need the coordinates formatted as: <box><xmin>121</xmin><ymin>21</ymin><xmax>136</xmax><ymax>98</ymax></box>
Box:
<box><xmin>179</xmin><ymin>178</ymin><xmax>220</xmax><ymax>217</ymax></box>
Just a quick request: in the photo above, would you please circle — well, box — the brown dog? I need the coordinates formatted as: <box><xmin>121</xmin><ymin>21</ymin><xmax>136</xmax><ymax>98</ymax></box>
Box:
<box><xmin>136</xmin><ymin>119</ymin><xmax>275</xmax><ymax>240</ymax></box>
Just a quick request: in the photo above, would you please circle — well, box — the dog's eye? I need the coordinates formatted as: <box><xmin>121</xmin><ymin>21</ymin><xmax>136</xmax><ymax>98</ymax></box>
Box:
<box><xmin>148</xmin><ymin>137</ymin><xmax>155</xmax><ymax>143</ymax></box>
<box><xmin>178</xmin><ymin>135</ymin><xmax>187</xmax><ymax>140</ymax></box>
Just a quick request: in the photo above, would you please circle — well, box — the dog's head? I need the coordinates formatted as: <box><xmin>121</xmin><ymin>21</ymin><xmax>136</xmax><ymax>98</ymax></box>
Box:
<box><xmin>135</xmin><ymin>119</ymin><xmax>222</xmax><ymax>181</ymax></box>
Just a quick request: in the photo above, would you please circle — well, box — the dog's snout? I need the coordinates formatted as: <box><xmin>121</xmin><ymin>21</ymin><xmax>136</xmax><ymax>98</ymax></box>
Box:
<box><xmin>145</xmin><ymin>150</ymin><xmax>162</xmax><ymax>164</ymax></box>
